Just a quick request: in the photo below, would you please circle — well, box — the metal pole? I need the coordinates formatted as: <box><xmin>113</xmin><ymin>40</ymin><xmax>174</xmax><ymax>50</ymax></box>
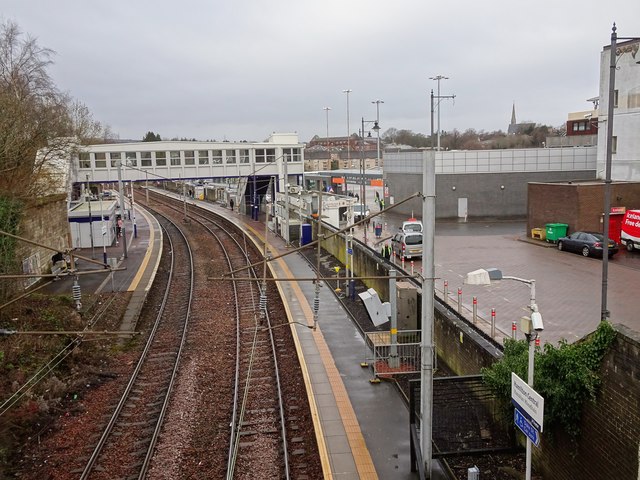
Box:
<box><xmin>420</xmin><ymin>149</ymin><xmax>436</xmax><ymax>476</ymax></box>
<box><xmin>116</xmin><ymin>159</ymin><xmax>128</xmax><ymax>258</ymax></box>
<box><xmin>430</xmin><ymin>90</ymin><xmax>435</xmax><ymax>148</ymax></box>
<box><xmin>323</xmin><ymin>106</ymin><xmax>331</xmax><ymax>142</ymax></box>
<box><xmin>343</xmin><ymin>89</ymin><xmax>352</xmax><ymax>167</ymax></box>
<box><xmin>372</xmin><ymin>99</ymin><xmax>384</xmax><ymax>166</ymax></box>
<box><xmin>602</xmin><ymin>24</ymin><xmax>617</xmax><ymax>322</ymax></box>
<box><xmin>85</xmin><ymin>175</ymin><xmax>95</xmax><ymax>259</ymax></box>
<box><xmin>283</xmin><ymin>154</ymin><xmax>290</xmax><ymax>245</ymax></box>
<box><xmin>526</xmin><ymin>330</ymin><xmax>535</xmax><ymax>480</ymax></box>
<box><xmin>389</xmin><ymin>269</ymin><xmax>399</xmax><ymax>368</ymax></box>
<box><xmin>130</xmin><ymin>180</ymin><xmax>137</xmax><ymax>238</ymax></box>
<box><xmin>360</xmin><ymin>118</ymin><xmax>367</xmax><ymax>246</ymax></box>
<box><xmin>145</xmin><ymin>170</ymin><xmax>149</xmax><ymax>203</ymax></box>
<box><xmin>100</xmin><ymin>194</ymin><xmax>107</xmax><ymax>265</ymax></box>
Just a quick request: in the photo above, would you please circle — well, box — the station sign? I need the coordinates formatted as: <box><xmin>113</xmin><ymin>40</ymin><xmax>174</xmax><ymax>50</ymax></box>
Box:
<box><xmin>514</xmin><ymin>408</ymin><xmax>541</xmax><ymax>447</ymax></box>
<box><xmin>511</xmin><ymin>372</ymin><xmax>544</xmax><ymax>432</ymax></box>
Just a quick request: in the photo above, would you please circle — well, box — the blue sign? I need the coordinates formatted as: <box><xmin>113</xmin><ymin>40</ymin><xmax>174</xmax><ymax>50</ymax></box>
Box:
<box><xmin>347</xmin><ymin>248</ymin><xmax>353</xmax><ymax>255</ymax></box>
<box><xmin>515</xmin><ymin>408</ymin><xmax>541</xmax><ymax>447</ymax></box>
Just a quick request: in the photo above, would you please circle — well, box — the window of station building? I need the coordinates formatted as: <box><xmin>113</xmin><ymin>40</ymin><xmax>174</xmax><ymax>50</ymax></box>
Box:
<box><xmin>78</xmin><ymin>152</ymin><xmax>91</xmax><ymax>169</ymax></box>
<box><xmin>198</xmin><ymin>150</ymin><xmax>210</xmax><ymax>165</ymax></box>
<box><xmin>239</xmin><ymin>149</ymin><xmax>250</xmax><ymax>164</ymax></box>
<box><xmin>95</xmin><ymin>152</ymin><xmax>107</xmax><ymax>168</ymax></box>
<box><xmin>256</xmin><ymin>148</ymin><xmax>276</xmax><ymax>163</ymax></box>
<box><xmin>612</xmin><ymin>136</ymin><xmax>617</xmax><ymax>154</ymax></box>
<box><xmin>141</xmin><ymin>152</ymin><xmax>152</xmax><ymax>167</ymax></box>
<box><xmin>125</xmin><ymin>152</ymin><xmax>137</xmax><ymax>166</ymax></box>
<box><xmin>184</xmin><ymin>150</ymin><xmax>195</xmax><ymax>165</ymax></box>
<box><xmin>613</xmin><ymin>89</ymin><xmax>619</xmax><ymax>108</ymax></box>
<box><xmin>155</xmin><ymin>151</ymin><xmax>167</xmax><ymax>166</ymax></box>
<box><xmin>282</xmin><ymin>147</ymin><xmax>301</xmax><ymax>162</ymax></box>
<box><xmin>170</xmin><ymin>151</ymin><xmax>181</xmax><ymax>166</ymax></box>
<box><xmin>109</xmin><ymin>152</ymin><xmax>122</xmax><ymax>168</ymax></box>
<box><xmin>212</xmin><ymin>150</ymin><xmax>223</xmax><ymax>164</ymax></box>
<box><xmin>628</xmin><ymin>88</ymin><xmax>640</xmax><ymax>109</ymax></box>
<box><xmin>225</xmin><ymin>150</ymin><xmax>237</xmax><ymax>164</ymax></box>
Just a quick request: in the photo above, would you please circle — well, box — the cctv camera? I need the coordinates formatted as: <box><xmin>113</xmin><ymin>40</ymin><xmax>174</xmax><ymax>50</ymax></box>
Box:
<box><xmin>531</xmin><ymin>311</ymin><xmax>544</xmax><ymax>331</ymax></box>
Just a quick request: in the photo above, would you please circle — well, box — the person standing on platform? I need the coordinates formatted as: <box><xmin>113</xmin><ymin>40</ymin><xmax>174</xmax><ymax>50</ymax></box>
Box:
<box><xmin>230</xmin><ymin>198</ymin><xmax>234</xmax><ymax>211</ymax></box>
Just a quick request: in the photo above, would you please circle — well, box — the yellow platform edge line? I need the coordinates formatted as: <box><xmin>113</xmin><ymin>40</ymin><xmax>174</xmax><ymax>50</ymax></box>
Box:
<box><xmin>126</xmin><ymin>205</ymin><xmax>161</xmax><ymax>292</ymax></box>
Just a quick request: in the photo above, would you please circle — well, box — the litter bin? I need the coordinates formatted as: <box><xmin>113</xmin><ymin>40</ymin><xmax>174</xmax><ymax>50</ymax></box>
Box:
<box><xmin>301</xmin><ymin>223</ymin><xmax>312</xmax><ymax>246</ymax></box>
<box><xmin>374</xmin><ymin>222</ymin><xmax>383</xmax><ymax>238</ymax></box>
<box><xmin>545</xmin><ymin>223</ymin><xmax>568</xmax><ymax>243</ymax></box>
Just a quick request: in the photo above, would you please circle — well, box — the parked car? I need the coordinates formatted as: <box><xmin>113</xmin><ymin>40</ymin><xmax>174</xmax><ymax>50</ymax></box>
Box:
<box><xmin>620</xmin><ymin>209</ymin><xmax>640</xmax><ymax>253</ymax></box>
<box><xmin>391</xmin><ymin>232</ymin><xmax>423</xmax><ymax>259</ymax></box>
<box><xmin>557</xmin><ymin>231</ymin><xmax>619</xmax><ymax>258</ymax></box>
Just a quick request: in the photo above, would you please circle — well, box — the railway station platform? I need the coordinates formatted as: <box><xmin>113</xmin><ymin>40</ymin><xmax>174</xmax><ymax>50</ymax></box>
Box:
<box><xmin>46</xmin><ymin>193</ymin><xmax>445</xmax><ymax>479</ymax></box>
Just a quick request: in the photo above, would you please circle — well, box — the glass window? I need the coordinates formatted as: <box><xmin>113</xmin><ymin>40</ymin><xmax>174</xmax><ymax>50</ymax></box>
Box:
<box><xmin>256</xmin><ymin>148</ymin><xmax>276</xmax><ymax>163</ymax></box>
<box><xmin>78</xmin><ymin>152</ymin><xmax>91</xmax><ymax>169</ymax></box>
<box><xmin>282</xmin><ymin>147</ymin><xmax>301</xmax><ymax>162</ymax></box>
<box><xmin>239</xmin><ymin>149</ymin><xmax>250</xmax><ymax>164</ymax></box>
<box><xmin>198</xmin><ymin>150</ymin><xmax>209</xmax><ymax>165</ymax></box>
<box><xmin>109</xmin><ymin>152</ymin><xmax>122</xmax><ymax>168</ymax></box>
<box><xmin>212</xmin><ymin>150</ymin><xmax>223</xmax><ymax>164</ymax></box>
<box><xmin>125</xmin><ymin>151</ymin><xmax>137</xmax><ymax>166</ymax></box>
<box><xmin>141</xmin><ymin>152</ymin><xmax>152</xmax><ymax>167</ymax></box>
<box><xmin>225</xmin><ymin>150</ymin><xmax>237</xmax><ymax>164</ymax></box>
<box><xmin>184</xmin><ymin>150</ymin><xmax>195</xmax><ymax>165</ymax></box>
<box><xmin>612</xmin><ymin>136</ymin><xmax>617</xmax><ymax>154</ymax></box>
<box><xmin>613</xmin><ymin>89</ymin><xmax>619</xmax><ymax>108</ymax></box>
<box><xmin>95</xmin><ymin>152</ymin><xmax>107</xmax><ymax>168</ymax></box>
<box><xmin>155</xmin><ymin>151</ymin><xmax>166</xmax><ymax>166</ymax></box>
<box><xmin>170</xmin><ymin>151</ymin><xmax>181</xmax><ymax>166</ymax></box>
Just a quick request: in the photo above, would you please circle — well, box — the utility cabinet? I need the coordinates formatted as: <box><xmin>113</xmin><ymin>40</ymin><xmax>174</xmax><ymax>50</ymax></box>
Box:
<box><xmin>396</xmin><ymin>281</ymin><xmax>418</xmax><ymax>330</ymax></box>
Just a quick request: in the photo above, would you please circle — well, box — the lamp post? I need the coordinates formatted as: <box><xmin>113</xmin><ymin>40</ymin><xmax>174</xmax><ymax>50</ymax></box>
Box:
<box><xmin>464</xmin><ymin>268</ymin><xmax>543</xmax><ymax>480</ymax></box>
<box><xmin>343</xmin><ymin>89</ymin><xmax>352</xmax><ymax>169</ymax></box>
<box><xmin>116</xmin><ymin>159</ymin><xmax>127</xmax><ymax>259</ymax></box>
<box><xmin>323</xmin><ymin>106</ymin><xmax>331</xmax><ymax>143</ymax></box>
<box><xmin>601</xmin><ymin>23</ymin><xmax>640</xmax><ymax>322</ymax></box>
<box><xmin>371</xmin><ymin>99</ymin><xmax>384</xmax><ymax>167</ymax></box>
<box><xmin>429</xmin><ymin>76</ymin><xmax>455</xmax><ymax>151</ymax></box>
<box><xmin>359</xmin><ymin>117</ymin><xmax>380</xmax><ymax>246</ymax></box>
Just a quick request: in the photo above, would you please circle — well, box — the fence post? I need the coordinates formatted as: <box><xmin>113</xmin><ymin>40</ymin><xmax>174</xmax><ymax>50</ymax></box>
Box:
<box><xmin>512</xmin><ymin>321</ymin><xmax>517</xmax><ymax>339</ymax></box>
<box><xmin>472</xmin><ymin>296</ymin><xmax>477</xmax><ymax>324</ymax></box>
<box><xmin>457</xmin><ymin>287</ymin><xmax>462</xmax><ymax>314</ymax></box>
<box><xmin>491</xmin><ymin>308</ymin><xmax>496</xmax><ymax>338</ymax></box>
<box><xmin>444</xmin><ymin>280</ymin><xmax>449</xmax><ymax>304</ymax></box>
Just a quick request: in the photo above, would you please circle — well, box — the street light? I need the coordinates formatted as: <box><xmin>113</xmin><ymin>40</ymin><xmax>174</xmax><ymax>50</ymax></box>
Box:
<box><xmin>359</xmin><ymin>117</ymin><xmax>380</xmax><ymax>246</ymax></box>
<box><xmin>371</xmin><ymin>100</ymin><xmax>384</xmax><ymax>167</ymax></box>
<box><xmin>601</xmin><ymin>23</ymin><xmax>640</xmax><ymax>322</ymax></box>
<box><xmin>343</xmin><ymin>89</ymin><xmax>352</xmax><ymax>169</ymax></box>
<box><xmin>323</xmin><ymin>106</ymin><xmax>331</xmax><ymax>143</ymax></box>
<box><xmin>464</xmin><ymin>268</ymin><xmax>543</xmax><ymax>480</ymax></box>
<box><xmin>429</xmin><ymin>75</ymin><xmax>455</xmax><ymax>151</ymax></box>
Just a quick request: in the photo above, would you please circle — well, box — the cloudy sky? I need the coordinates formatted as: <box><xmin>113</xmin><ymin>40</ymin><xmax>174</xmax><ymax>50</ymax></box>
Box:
<box><xmin>2</xmin><ymin>0</ymin><xmax>639</xmax><ymax>143</ymax></box>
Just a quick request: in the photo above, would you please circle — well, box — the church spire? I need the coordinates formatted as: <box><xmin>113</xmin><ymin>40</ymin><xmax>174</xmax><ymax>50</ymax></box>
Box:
<box><xmin>510</xmin><ymin>102</ymin><xmax>516</xmax><ymax>125</ymax></box>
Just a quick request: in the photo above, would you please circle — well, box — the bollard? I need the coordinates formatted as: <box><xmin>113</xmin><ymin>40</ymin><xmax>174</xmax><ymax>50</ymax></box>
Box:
<box><xmin>401</xmin><ymin>256</ymin><xmax>405</xmax><ymax>270</ymax></box>
<box><xmin>512</xmin><ymin>321</ymin><xmax>517</xmax><ymax>339</ymax></box>
<box><xmin>535</xmin><ymin>337</ymin><xmax>540</xmax><ymax>347</ymax></box>
<box><xmin>444</xmin><ymin>280</ymin><xmax>449</xmax><ymax>304</ymax></box>
<box><xmin>472</xmin><ymin>296</ymin><xmax>478</xmax><ymax>324</ymax></box>
<box><xmin>457</xmin><ymin>287</ymin><xmax>462</xmax><ymax>314</ymax></box>
<box><xmin>410</xmin><ymin>260</ymin><xmax>414</xmax><ymax>275</ymax></box>
<box><xmin>491</xmin><ymin>308</ymin><xmax>496</xmax><ymax>338</ymax></box>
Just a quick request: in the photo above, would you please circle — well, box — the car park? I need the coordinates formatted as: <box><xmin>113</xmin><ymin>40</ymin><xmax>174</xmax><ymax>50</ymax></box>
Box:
<box><xmin>557</xmin><ymin>231</ymin><xmax>619</xmax><ymax>258</ymax></box>
<box><xmin>391</xmin><ymin>232</ymin><xmax>423</xmax><ymax>259</ymax></box>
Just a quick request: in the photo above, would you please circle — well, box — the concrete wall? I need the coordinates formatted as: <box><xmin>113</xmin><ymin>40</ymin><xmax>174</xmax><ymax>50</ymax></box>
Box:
<box><xmin>386</xmin><ymin>170</ymin><xmax>596</xmax><ymax>219</ymax></box>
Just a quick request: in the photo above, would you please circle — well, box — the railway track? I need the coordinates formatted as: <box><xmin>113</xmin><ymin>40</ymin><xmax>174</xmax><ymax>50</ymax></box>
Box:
<box><xmin>80</xmin><ymin>212</ymin><xmax>194</xmax><ymax>479</ymax></box>
<box><xmin>141</xmin><ymin>189</ymin><xmax>316</xmax><ymax>479</ymax></box>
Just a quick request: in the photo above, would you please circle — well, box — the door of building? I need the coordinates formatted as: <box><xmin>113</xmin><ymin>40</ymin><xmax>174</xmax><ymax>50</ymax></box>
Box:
<box><xmin>458</xmin><ymin>198</ymin><xmax>468</xmax><ymax>220</ymax></box>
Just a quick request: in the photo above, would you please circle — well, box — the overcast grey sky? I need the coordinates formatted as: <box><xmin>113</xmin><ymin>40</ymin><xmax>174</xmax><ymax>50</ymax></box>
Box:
<box><xmin>2</xmin><ymin>1</ymin><xmax>639</xmax><ymax>143</ymax></box>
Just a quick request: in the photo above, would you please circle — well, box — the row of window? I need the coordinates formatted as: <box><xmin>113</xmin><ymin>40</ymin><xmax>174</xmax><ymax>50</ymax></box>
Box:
<box><xmin>78</xmin><ymin>148</ymin><xmax>302</xmax><ymax>169</ymax></box>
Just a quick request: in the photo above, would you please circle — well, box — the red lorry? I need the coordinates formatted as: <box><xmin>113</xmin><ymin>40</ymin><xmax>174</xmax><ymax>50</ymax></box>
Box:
<box><xmin>620</xmin><ymin>210</ymin><xmax>640</xmax><ymax>252</ymax></box>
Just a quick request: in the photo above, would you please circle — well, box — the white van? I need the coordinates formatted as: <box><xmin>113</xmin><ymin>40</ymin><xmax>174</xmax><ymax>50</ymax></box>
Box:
<box><xmin>401</xmin><ymin>218</ymin><xmax>423</xmax><ymax>234</ymax></box>
<box><xmin>620</xmin><ymin>209</ymin><xmax>640</xmax><ymax>252</ymax></box>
